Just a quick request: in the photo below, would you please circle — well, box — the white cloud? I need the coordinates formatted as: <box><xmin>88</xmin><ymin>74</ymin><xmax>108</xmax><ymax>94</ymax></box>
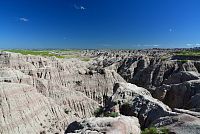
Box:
<box><xmin>143</xmin><ymin>45</ymin><xmax>151</xmax><ymax>46</ymax></box>
<box><xmin>19</xmin><ymin>17</ymin><xmax>29</xmax><ymax>22</ymax></box>
<box><xmin>80</xmin><ymin>6</ymin><xmax>86</xmax><ymax>10</ymax></box>
<box><xmin>74</xmin><ymin>4</ymin><xmax>86</xmax><ymax>10</ymax></box>
<box><xmin>186</xmin><ymin>43</ymin><xmax>200</xmax><ymax>47</ymax></box>
<box><xmin>143</xmin><ymin>44</ymin><xmax>159</xmax><ymax>47</ymax></box>
<box><xmin>186</xmin><ymin>44</ymin><xmax>193</xmax><ymax>46</ymax></box>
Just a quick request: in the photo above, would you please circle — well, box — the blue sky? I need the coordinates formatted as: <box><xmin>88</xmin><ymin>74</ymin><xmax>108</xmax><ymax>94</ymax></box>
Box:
<box><xmin>1</xmin><ymin>0</ymin><xmax>200</xmax><ymax>49</ymax></box>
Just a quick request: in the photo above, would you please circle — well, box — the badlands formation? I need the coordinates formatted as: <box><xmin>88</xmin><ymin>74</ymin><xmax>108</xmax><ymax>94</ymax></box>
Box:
<box><xmin>1</xmin><ymin>49</ymin><xmax>200</xmax><ymax>134</ymax></box>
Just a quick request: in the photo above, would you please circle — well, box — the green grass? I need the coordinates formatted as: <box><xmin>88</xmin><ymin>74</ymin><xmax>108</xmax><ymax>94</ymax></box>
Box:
<box><xmin>94</xmin><ymin>107</ymin><xmax>119</xmax><ymax>117</ymax></box>
<box><xmin>177</xmin><ymin>60</ymin><xmax>188</xmax><ymax>63</ymax></box>
<box><xmin>175</xmin><ymin>50</ymin><xmax>200</xmax><ymax>56</ymax></box>
<box><xmin>160</xmin><ymin>56</ymin><xmax>168</xmax><ymax>61</ymax></box>
<box><xmin>94</xmin><ymin>107</ymin><xmax>104</xmax><ymax>117</ymax></box>
<box><xmin>104</xmin><ymin>112</ymin><xmax>119</xmax><ymax>117</ymax></box>
<box><xmin>142</xmin><ymin>127</ymin><xmax>169</xmax><ymax>134</ymax></box>
<box><xmin>64</xmin><ymin>55</ymin><xmax>79</xmax><ymax>59</ymax></box>
<box><xmin>4</xmin><ymin>49</ymin><xmax>91</xmax><ymax>61</ymax></box>
<box><xmin>80</xmin><ymin>57</ymin><xmax>90</xmax><ymax>62</ymax></box>
<box><xmin>4</xmin><ymin>49</ymin><xmax>65</xmax><ymax>58</ymax></box>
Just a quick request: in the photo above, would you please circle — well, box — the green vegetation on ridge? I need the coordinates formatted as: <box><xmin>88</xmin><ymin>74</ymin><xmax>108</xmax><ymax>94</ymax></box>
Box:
<box><xmin>3</xmin><ymin>49</ymin><xmax>91</xmax><ymax>61</ymax></box>
<box><xmin>142</xmin><ymin>127</ymin><xmax>169</xmax><ymax>134</ymax></box>
<box><xmin>4</xmin><ymin>49</ymin><xmax>65</xmax><ymax>58</ymax></box>
<box><xmin>175</xmin><ymin>50</ymin><xmax>200</xmax><ymax>56</ymax></box>
<box><xmin>94</xmin><ymin>107</ymin><xmax>119</xmax><ymax>117</ymax></box>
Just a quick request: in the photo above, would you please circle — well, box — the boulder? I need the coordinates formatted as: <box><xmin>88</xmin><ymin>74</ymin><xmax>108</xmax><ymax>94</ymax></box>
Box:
<box><xmin>173</xmin><ymin>108</ymin><xmax>200</xmax><ymax>118</ymax></box>
<box><xmin>151</xmin><ymin>114</ymin><xmax>200</xmax><ymax>134</ymax></box>
<box><xmin>163</xmin><ymin>71</ymin><xmax>200</xmax><ymax>85</ymax></box>
<box><xmin>109</xmin><ymin>82</ymin><xmax>173</xmax><ymax>128</ymax></box>
<box><xmin>186</xmin><ymin>93</ymin><xmax>200</xmax><ymax>109</ymax></box>
<box><xmin>155</xmin><ymin>80</ymin><xmax>200</xmax><ymax>109</ymax></box>
<box><xmin>65</xmin><ymin>115</ymin><xmax>141</xmax><ymax>134</ymax></box>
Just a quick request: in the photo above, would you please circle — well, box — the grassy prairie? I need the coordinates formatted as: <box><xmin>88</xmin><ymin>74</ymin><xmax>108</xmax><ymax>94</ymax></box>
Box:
<box><xmin>175</xmin><ymin>50</ymin><xmax>200</xmax><ymax>56</ymax></box>
<box><xmin>3</xmin><ymin>49</ymin><xmax>90</xmax><ymax>61</ymax></box>
<box><xmin>4</xmin><ymin>49</ymin><xmax>65</xmax><ymax>58</ymax></box>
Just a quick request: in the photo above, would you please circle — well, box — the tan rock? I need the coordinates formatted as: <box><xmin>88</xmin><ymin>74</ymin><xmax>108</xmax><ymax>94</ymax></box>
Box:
<box><xmin>65</xmin><ymin>115</ymin><xmax>141</xmax><ymax>134</ymax></box>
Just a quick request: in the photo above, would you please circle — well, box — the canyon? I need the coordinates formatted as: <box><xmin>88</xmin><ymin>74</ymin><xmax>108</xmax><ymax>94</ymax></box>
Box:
<box><xmin>1</xmin><ymin>49</ymin><xmax>200</xmax><ymax>134</ymax></box>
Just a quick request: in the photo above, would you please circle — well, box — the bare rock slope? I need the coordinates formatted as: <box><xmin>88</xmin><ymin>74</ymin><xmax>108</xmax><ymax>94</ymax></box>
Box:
<box><xmin>2</xmin><ymin>50</ymin><xmax>200</xmax><ymax>134</ymax></box>
<box><xmin>65</xmin><ymin>115</ymin><xmax>140</xmax><ymax>134</ymax></box>
<box><xmin>0</xmin><ymin>52</ymin><xmax>125</xmax><ymax>134</ymax></box>
<box><xmin>0</xmin><ymin>82</ymin><xmax>75</xmax><ymax>134</ymax></box>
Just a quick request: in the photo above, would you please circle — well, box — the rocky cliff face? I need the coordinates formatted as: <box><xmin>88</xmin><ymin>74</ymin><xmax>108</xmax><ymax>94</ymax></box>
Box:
<box><xmin>0</xmin><ymin>52</ymin><xmax>125</xmax><ymax>133</ymax></box>
<box><xmin>0</xmin><ymin>82</ymin><xmax>75</xmax><ymax>134</ymax></box>
<box><xmin>107</xmin><ymin>82</ymin><xmax>174</xmax><ymax>128</ymax></box>
<box><xmin>102</xmin><ymin>56</ymin><xmax>200</xmax><ymax>89</ymax></box>
<box><xmin>151</xmin><ymin>114</ymin><xmax>200</xmax><ymax>134</ymax></box>
<box><xmin>1</xmin><ymin>50</ymin><xmax>200</xmax><ymax>134</ymax></box>
<box><xmin>0</xmin><ymin>52</ymin><xmax>125</xmax><ymax>103</ymax></box>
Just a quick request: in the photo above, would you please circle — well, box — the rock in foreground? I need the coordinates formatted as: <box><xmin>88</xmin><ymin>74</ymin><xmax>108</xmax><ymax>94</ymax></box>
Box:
<box><xmin>152</xmin><ymin>114</ymin><xmax>200</xmax><ymax>134</ymax></box>
<box><xmin>65</xmin><ymin>115</ymin><xmax>140</xmax><ymax>134</ymax></box>
<box><xmin>109</xmin><ymin>82</ymin><xmax>173</xmax><ymax>128</ymax></box>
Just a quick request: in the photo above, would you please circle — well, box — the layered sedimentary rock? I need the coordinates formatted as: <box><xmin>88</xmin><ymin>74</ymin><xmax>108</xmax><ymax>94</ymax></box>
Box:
<box><xmin>0</xmin><ymin>82</ymin><xmax>76</xmax><ymax>134</ymax></box>
<box><xmin>154</xmin><ymin>79</ymin><xmax>200</xmax><ymax>109</ymax></box>
<box><xmin>0</xmin><ymin>52</ymin><xmax>125</xmax><ymax>133</ymax></box>
<box><xmin>0</xmin><ymin>68</ymin><xmax>100</xmax><ymax>119</ymax></box>
<box><xmin>0</xmin><ymin>52</ymin><xmax>125</xmax><ymax>103</ymax></box>
<box><xmin>2</xmin><ymin>49</ymin><xmax>200</xmax><ymax>133</ymax></box>
<box><xmin>163</xmin><ymin>71</ymin><xmax>200</xmax><ymax>85</ymax></box>
<box><xmin>108</xmin><ymin>82</ymin><xmax>174</xmax><ymax>128</ymax></box>
<box><xmin>103</xmin><ymin>56</ymin><xmax>200</xmax><ymax>90</ymax></box>
<box><xmin>151</xmin><ymin>114</ymin><xmax>200</xmax><ymax>134</ymax></box>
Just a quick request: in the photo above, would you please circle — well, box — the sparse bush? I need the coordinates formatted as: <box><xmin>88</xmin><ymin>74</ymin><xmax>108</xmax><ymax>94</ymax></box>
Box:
<box><xmin>119</xmin><ymin>102</ymin><xmax>133</xmax><ymax>116</ymax></box>
<box><xmin>177</xmin><ymin>60</ymin><xmax>188</xmax><ymax>63</ymax></box>
<box><xmin>80</xmin><ymin>58</ymin><xmax>90</xmax><ymax>62</ymax></box>
<box><xmin>105</xmin><ymin>112</ymin><xmax>119</xmax><ymax>117</ymax></box>
<box><xmin>4</xmin><ymin>49</ymin><xmax>65</xmax><ymax>58</ymax></box>
<box><xmin>94</xmin><ymin>107</ymin><xmax>104</xmax><ymax>117</ymax></box>
<box><xmin>142</xmin><ymin>127</ymin><xmax>158</xmax><ymax>134</ymax></box>
<box><xmin>175</xmin><ymin>50</ymin><xmax>200</xmax><ymax>56</ymax></box>
<box><xmin>160</xmin><ymin>56</ymin><xmax>168</xmax><ymax>61</ymax></box>
<box><xmin>141</xmin><ymin>127</ymin><xmax>169</xmax><ymax>134</ymax></box>
<box><xmin>94</xmin><ymin>107</ymin><xmax>119</xmax><ymax>117</ymax></box>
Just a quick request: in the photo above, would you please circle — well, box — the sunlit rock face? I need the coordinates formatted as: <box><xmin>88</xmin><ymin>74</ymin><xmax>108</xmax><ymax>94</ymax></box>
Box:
<box><xmin>107</xmin><ymin>82</ymin><xmax>173</xmax><ymax>128</ymax></box>
<box><xmin>0</xmin><ymin>52</ymin><xmax>125</xmax><ymax>133</ymax></box>
<box><xmin>1</xmin><ymin>49</ymin><xmax>200</xmax><ymax>134</ymax></box>
<box><xmin>0</xmin><ymin>82</ymin><xmax>76</xmax><ymax>134</ymax></box>
<box><xmin>65</xmin><ymin>115</ymin><xmax>141</xmax><ymax>134</ymax></box>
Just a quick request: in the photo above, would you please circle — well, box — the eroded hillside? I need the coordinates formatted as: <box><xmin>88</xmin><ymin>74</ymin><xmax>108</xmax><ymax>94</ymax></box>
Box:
<box><xmin>1</xmin><ymin>49</ymin><xmax>200</xmax><ymax>134</ymax></box>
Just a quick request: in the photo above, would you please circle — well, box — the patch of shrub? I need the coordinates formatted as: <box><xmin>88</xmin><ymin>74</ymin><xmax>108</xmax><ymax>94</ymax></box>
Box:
<box><xmin>177</xmin><ymin>60</ymin><xmax>188</xmax><ymax>63</ymax></box>
<box><xmin>94</xmin><ymin>107</ymin><xmax>119</xmax><ymax>117</ymax></box>
<box><xmin>105</xmin><ymin>112</ymin><xmax>119</xmax><ymax>117</ymax></box>
<box><xmin>94</xmin><ymin>107</ymin><xmax>104</xmax><ymax>117</ymax></box>
<box><xmin>119</xmin><ymin>102</ymin><xmax>133</xmax><ymax>116</ymax></box>
<box><xmin>80</xmin><ymin>57</ymin><xmax>90</xmax><ymax>62</ymax></box>
<box><xmin>142</xmin><ymin>127</ymin><xmax>169</xmax><ymax>134</ymax></box>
